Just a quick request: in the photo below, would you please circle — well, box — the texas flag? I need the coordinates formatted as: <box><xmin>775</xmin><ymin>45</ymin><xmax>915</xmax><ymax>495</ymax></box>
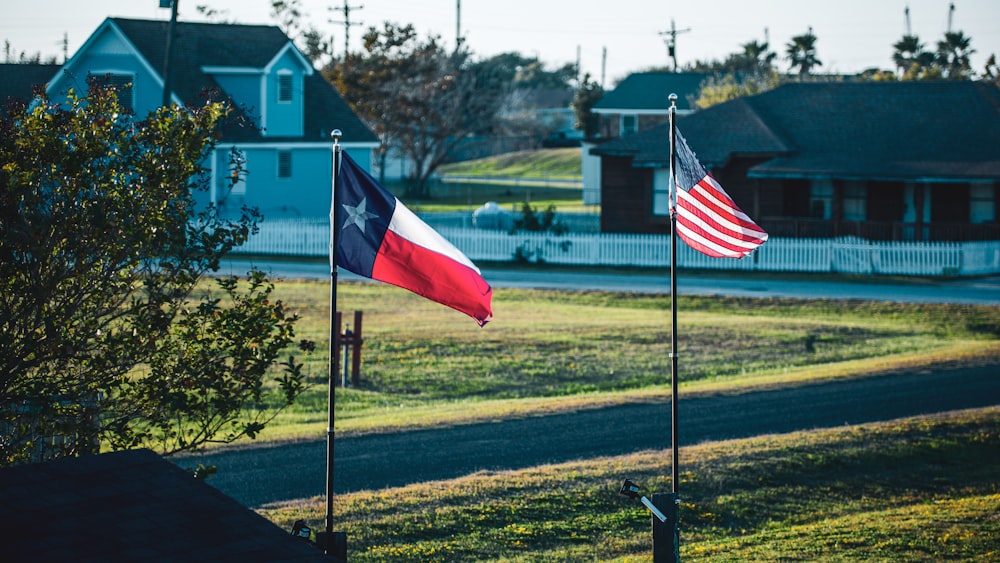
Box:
<box><xmin>333</xmin><ymin>152</ymin><xmax>493</xmax><ymax>326</ymax></box>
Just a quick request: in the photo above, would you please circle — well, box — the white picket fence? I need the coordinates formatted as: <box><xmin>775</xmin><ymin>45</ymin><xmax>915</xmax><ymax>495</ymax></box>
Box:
<box><xmin>235</xmin><ymin>219</ymin><xmax>1000</xmax><ymax>277</ymax></box>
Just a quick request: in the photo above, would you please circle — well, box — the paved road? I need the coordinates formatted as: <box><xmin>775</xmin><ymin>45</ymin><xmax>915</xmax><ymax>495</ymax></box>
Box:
<box><xmin>175</xmin><ymin>364</ymin><xmax>1000</xmax><ymax>508</ymax></box>
<box><xmin>217</xmin><ymin>258</ymin><xmax>1000</xmax><ymax>305</ymax></box>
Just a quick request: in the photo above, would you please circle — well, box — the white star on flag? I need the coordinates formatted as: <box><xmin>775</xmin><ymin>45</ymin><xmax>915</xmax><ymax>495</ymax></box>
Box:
<box><xmin>341</xmin><ymin>197</ymin><xmax>378</xmax><ymax>233</ymax></box>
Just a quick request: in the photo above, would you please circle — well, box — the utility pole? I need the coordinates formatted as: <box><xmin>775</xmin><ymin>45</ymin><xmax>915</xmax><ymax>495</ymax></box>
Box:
<box><xmin>161</xmin><ymin>0</ymin><xmax>178</xmax><ymax>107</ymax></box>
<box><xmin>330</xmin><ymin>1</ymin><xmax>363</xmax><ymax>57</ymax></box>
<box><xmin>601</xmin><ymin>46</ymin><xmax>607</xmax><ymax>89</ymax></box>
<box><xmin>456</xmin><ymin>0</ymin><xmax>463</xmax><ymax>50</ymax></box>
<box><xmin>658</xmin><ymin>19</ymin><xmax>691</xmax><ymax>72</ymax></box>
<box><xmin>947</xmin><ymin>2</ymin><xmax>955</xmax><ymax>32</ymax></box>
<box><xmin>904</xmin><ymin>5</ymin><xmax>912</xmax><ymax>36</ymax></box>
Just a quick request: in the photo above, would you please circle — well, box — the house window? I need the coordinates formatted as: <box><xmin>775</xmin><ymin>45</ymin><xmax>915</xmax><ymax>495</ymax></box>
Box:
<box><xmin>842</xmin><ymin>181</ymin><xmax>866</xmax><ymax>221</ymax></box>
<box><xmin>277</xmin><ymin>150</ymin><xmax>292</xmax><ymax>179</ymax></box>
<box><xmin>970</xmin><ymin>184</ymin><xmax>996</xmax><ymax>224</ymax></box>
<box><xmin>652</xmin><ymin>169</ymin><xmax>670</xmax><ymax>216</ymax></box>
<box><xmin>89</xmin><ymin>73</ymin><xmax>134</xmax><ymax>113</ymax></box>
<box><xmin>809</xmin><ymin>180</ymin><xmax>833</xmax><ymax>219</ymax></box>
<box><xmin>621</xmin><ymin>114</ymin><xmax>637</xmax><ymax>136</ymax></box>
<box><xmin>277</xmin><ymin>72</ymin><xmax>293</xmax><ymax>103</ymax></box>
<box><xmin>227</xmin><ymin>149</ymin><xmax>247</xmax><ymax>196</ymax></box>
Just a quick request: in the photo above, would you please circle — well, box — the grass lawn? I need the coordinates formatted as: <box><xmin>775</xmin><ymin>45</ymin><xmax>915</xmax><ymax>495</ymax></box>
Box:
<box><xmin>387</xmin><ymin>148</ymin><xmax>592</xmax><ymax>213</ymax></box>
<box><xmin>226</xmin><ymin>279</ymin><xmax>1000</xmax><ymax>444</ymax></box>
<box><xmin>259</xmin><ymin>406</ymin><xmax>1000</xmax><ymax>561</ymax></box>
<box><xmin>436</xmin><ymin>148</ymin><xmax>582</xmax><ymax>179</ymax></box>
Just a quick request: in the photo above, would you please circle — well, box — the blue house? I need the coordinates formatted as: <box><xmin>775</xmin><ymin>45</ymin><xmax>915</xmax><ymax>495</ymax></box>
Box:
<box><xmin>45</xmin><ymin>17</ymin><xmax>377</xmax><ymax>220</ymax></box>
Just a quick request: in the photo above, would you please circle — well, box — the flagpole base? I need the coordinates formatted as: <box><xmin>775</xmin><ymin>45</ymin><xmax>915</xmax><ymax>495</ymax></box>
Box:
<box><xmin>316</xmin><ymin>530</ymin><xmax>347</xmax><ymax>562</ymax></box>
<box><xmin>651</xmin><ymin>492</ymin><xmax>680</xmax><ymax>563</ymax></box>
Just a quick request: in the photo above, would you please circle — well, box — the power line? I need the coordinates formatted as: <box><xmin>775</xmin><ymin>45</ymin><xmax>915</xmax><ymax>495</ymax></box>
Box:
<box><xmin>329</xmin><ymin>1</ymin><xmax>363</xmax><ymax>57</ymax></box>
<box><xmin>658</xmin><ymin>19</ymin><xmax>691</xmax><ymax>72</ymax></box>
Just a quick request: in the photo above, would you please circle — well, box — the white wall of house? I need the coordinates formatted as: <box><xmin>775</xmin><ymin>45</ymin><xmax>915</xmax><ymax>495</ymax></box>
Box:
<box><xmin>581</xmin><ymin>141</ymin><xmax>602</xmax><ymax>206</ymax></box>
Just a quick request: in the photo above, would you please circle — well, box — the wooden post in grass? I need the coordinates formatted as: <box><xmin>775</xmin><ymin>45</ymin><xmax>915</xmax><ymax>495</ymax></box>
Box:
<box><xmin>350</xmin><ymin>310</ymin><xmax>363</xmax><ymax>387</ymax></box>
<box><xmin>338</xmin><ymin>310</ymin><xmax>364</xmax><ymax>387</ymax></box>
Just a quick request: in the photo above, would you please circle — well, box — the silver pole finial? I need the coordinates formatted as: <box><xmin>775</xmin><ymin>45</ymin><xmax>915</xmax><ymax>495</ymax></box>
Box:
<box><xmin>331</xmin><ymin>129</ymin><xmax>342</xmax><ymax>145</ymax></box>
<box><xmin>668</xmin><ymin>93</ymin><xmax>678</xmax><ymax>107</ymax></box>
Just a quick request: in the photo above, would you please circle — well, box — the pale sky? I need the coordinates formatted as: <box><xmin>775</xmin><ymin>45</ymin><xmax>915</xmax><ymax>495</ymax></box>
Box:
<box><xmin>3</xmin><ymin>0</ymin><xmax>999</xmax><ymax>86</ymax></box>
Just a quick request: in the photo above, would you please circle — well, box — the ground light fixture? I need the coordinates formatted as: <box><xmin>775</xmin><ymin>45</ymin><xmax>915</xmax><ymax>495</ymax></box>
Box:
<box><xmin>619</xmin><ymin>478</ymin><xmax>668</xmax><ymax>523</ymax></box>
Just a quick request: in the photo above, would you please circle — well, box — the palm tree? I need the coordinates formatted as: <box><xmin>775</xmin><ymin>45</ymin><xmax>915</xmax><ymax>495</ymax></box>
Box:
<box><xmin>893</xmin><ymin>35</ymin><xmax>922</xmax><ymax>73</ymax></box>
<box><xmin>786</xmin><ymin>27</ymin><xmax>822</xmax><ymax>78</ymax></box>
<box><xmin>892</xmin><ymin>34</ymin><xmax>937</xmax><ymax>79</ymax></box>
<box><xmin>936</xmin><ymin>31</ymin><xmax>976</xmax><ymax>79</ymax></box>
<box><xmin>742</xmin><ymin>40</ymin><xmax>777</xmax><ymax>73</ymax></box>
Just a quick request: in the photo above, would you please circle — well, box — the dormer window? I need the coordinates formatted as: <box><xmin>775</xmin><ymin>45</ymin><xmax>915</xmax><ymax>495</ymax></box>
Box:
<box><xmin>277</xmin><ymin>71</ymin><xmax>293</xmax><ymax>103</ymax></box>
<box><xmin>89</xmin><ymin>72</ymin><xmax>135</xmax><ymax>113</ymax></box>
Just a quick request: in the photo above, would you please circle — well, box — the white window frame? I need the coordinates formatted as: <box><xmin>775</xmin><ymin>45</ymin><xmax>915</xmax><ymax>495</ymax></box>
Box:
<box><xmin>652</xmin><ymin>168</ymin><xmax>670</xmax><ymax>216</ymax></box>
<box><xmin>809</xmin><ymin>179</ymin><xmax>834</xmax><ymax>219</ymax></box>
<box><xmin>970</xmin><ymin>183</ymin><xmax>996</xmax><ymax>224</ymax></box>
<box><xmin>842</xmin><ymin>181</ymin><xmax>867</xmax><ymax>222</ymax></box>
<box><xmin>621</xmin><ymin>114</ymin><xmax>637</xmax><ymax>136</ymax></box>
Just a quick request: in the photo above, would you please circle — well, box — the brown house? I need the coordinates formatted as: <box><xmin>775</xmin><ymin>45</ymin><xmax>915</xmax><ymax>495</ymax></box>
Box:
<box><xmin>591</xmin><ymin>81</ymin><xmax>1000</xmax><ymax>241</ymax></box>
<box><xmin>591</xmin><ymin>72</ymin><xmax>708</xmax><ymax>138</ymax></box>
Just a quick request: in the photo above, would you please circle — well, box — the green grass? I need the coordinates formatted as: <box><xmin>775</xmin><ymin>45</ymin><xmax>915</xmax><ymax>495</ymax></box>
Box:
<box><xmin>234</xmin><ymin>280</ymin><xmax>1000</xmax><ymax>443</ymax></box>
<box><xmin>437</xmin><ymin>148</ymin><xmax>582</xmax><ymax>179</ymax></box>
<box><xmin>391</xmin><ymin>148</ymin><xmax>591</xmax><ymax>213</ymax></box>
<box><xmin>259</xmin><ymin>407</ymin><xmax>1000</xmax><ymax>561</ymax></box>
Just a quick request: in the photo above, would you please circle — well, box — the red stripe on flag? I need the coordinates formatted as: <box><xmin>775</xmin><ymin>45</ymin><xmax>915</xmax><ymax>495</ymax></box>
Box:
<box><xmin>372</xmin><ymin>228</ymin><xmax>494</xmax><ymax>326</ymax></box>
<box><xmin>686</xmin><ymin>178</ymin><xmax>767</xmax><ymax>235</ymax></box>
<box><xmin>676</xmin><ymin>178</ymin><xmax>768</xmax><ymax>258</ymax></box>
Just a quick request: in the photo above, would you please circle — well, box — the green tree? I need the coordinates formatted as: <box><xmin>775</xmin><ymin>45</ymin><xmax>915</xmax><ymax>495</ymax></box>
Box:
<box><xmin>571</xmin><ymin>73</ymin><xmax>604</xmax><ymax>139</ymax></box>
<box><xmin>0</xmin><ymin>88</ymin><xmax>308</xmax><ymax>466</ymax></box>
<box><xmin>328</xmin><ymin>22</ymin><xmax>506</xmax><ymax>197</ymax></box>
<box><xmin>936</xmin><ymin>31</ymin><xmax>976</xmax><ymax>79</ymax></box>
<box><xmin>740</xmin><ymin>40</ymin><xmax>778</xmax><ymax>73</ymax></box>
<box><xmin>892</xmin><ymin>34</ymin><xmax>936</xmax><ymax>78</ymax></box>
<box><xmin>786</xmin><ymin>28</ymin><xmax>822</xmax><ymax>78</ymax></box>
<box><xmin>983</xmin><ymin>54</ymin><xmax>1000</xmax><ymax>87</ymax></box>
<box><xmin>693</xmin><ymin>71</ymin><xmax>782</xmax><ymax>109</ymax></box>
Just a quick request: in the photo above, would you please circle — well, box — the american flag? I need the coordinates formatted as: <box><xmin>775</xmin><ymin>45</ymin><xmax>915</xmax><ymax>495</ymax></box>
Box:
<box><xmin>673</xmin><ymin>129</ymin><xmax>768</xmax><ymax>258</ymax></box>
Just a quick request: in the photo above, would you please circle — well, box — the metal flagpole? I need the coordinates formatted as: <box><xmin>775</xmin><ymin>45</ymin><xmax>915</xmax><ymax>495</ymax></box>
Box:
<box><xmin>664</xmin><ymin>92</ymin><xmax>683</xmax><ymax>562</ymax></box>
<box><xmin>325</xmin><ymin>129</ymin><xmax>343</xmax><ymax>558</ymax></box>
<box><xmin>668</xmin><ymin>94</ymin><xmax>679</xmax><ymax>500</ymax></box>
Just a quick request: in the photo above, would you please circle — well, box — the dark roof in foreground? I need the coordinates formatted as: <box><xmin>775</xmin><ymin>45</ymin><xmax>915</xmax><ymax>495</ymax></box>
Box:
<box><xmin>592</xmin><ymin>81</ymin><xmax>1000</xmax><ymax>181</ymax></box>
<box><xmin>0</xmin><ymin>449</ymin><xmax>328</xmax><ymax>562</ymax></box>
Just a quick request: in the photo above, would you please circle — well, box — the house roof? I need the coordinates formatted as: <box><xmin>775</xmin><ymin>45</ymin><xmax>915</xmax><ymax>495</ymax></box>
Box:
<box><xmin>593</xmin><ymin>72</ymin><xmax>711</xmax><ymax>114</ymax></box>
<box><xmin>0</xmin><ymin>449</ymin><xmax>329</xmax><ymax>562</ymax></box>
<box><xmin>65</xmin><ymin>18</ymin><xmax>375</xmax><ymax>145</ymax></box>
<box><xmin>592</xmin><ymin>81</ymin><xmax>1000</xmax><ymax>182</ymax></box>
<box><xmin>0</xmin><ymin>63</ymin><xmax>61</xmax><ymax>106</ymax></box>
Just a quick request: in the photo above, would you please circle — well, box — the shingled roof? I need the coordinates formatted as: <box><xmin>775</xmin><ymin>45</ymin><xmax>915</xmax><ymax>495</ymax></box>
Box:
<box><xmin>593</xmin><ymin>81</ymin><xmax>1000</xmax><ymax>181</ymax></box>
<box><xmin>0</xmin><ymin>449</ymin><xmax>328</xmax><ymax>562</ymax></box>
<box><xmin>109</xmin><ymin>17</ymin><xmax>375</xmax><ymax>144</ymax></box>
<box><xmin>593</xmin><ymin>72</ymin><xmax>711</xmax><ymax>113</ymax></box>
<box><xmin>0</xmin><ymin>63</ymin><xmax>61</xmax><ymax>106</ymax></box>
